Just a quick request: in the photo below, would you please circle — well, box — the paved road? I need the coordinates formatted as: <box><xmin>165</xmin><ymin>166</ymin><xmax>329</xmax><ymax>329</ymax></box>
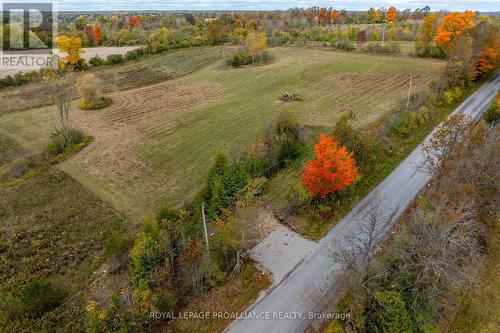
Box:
<box><xmin>225</xmin><ymin>73</ymin><xmax>500</xmax><ymax>333</ymax></box>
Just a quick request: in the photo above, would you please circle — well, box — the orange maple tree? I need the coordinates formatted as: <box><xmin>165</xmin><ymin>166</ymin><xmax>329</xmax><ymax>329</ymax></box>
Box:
<box><xmin>126</xmin><ymin>15</ymin><xmax>140</xmax><ymax>30</ymax></box>
<box><xmin>386</xmin><ymin>7</ymin><xmax>397</xmax><ymax>22</ymax></box>
<box><xmin>434</xmin><ymin>11</ymin><xmax>475</xmax><ymax>46</ymax></box>
<box><xmin>93</xmin><ymin>25</ymin><xmax>102</xmax><ymax>45</ymax></box>
<box><xmin>302</xmin><ymin>134</ymin><xmax>359</xmax><ymax>198</ymax></box>
<box><xmin>330</xmin><ymin>9</ymin><xmax>340</xmax><ymax>23</ymax></box>
<box><xmin>318</xmin><ymin>7</ymin><xmax>329</xmax><ymax>25</ymax></box>
<box><xmin>247</xmin><ymin>19</ymin><xmax>256</xmax><ymax>29</ymax></box>
<box><xmin>476</xmin><ymin>35</ymin><xmax>500</xmax><ymax>75</ymax></box>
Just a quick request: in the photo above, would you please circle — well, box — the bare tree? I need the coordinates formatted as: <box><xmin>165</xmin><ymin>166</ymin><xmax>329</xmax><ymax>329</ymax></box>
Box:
<box><xmin>45</xmin><ymin>74</ymin><xmax>75</xmax><ymax>139</ymax></box>
<box><xmin>300</xmin><ymin>194</ymin><xmax>397</xmax><ymax>329</ymax></box>
<box><xmin>400</xmin><ymin>199</ymin><xmax>481</xmax><ymax>299</ymax></box>
<box><xmin>331</xmin><ymin>194</ymin><xmax>396</xmax><ymax>280</ymax></box>
<box><xmin>395</xmin><ymin>125</ymin><xmax>497</xmax><ymax>315</ymax></box>
<box><xmin>419</xmin><ymin>114</ymin><xmax>473</xmax><ymax>178</ymax></box>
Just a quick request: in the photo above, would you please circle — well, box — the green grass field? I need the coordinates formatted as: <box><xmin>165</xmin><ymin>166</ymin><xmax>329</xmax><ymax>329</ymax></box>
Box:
<box><xmin>0</xmin><ymin>46</ymin><xmax>444</xmax><ymax>222</ymax></box>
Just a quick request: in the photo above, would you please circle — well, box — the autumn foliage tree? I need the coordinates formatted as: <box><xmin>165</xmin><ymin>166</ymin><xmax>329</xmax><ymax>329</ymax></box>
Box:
<box><xmin>434</xmin><ymin>11</ymin><xmax>475</xmax><ymax>47</ymax></box>
<box><xmin>318</xmin><ymin>7</ymin><xmax>329</xmax><ymax>25</ymax></box>
<box><xmin>56</xmin><ymin>35</ymin><xmax>83</xmax><ymax>68</ymax></box>
<box><xmin>247</xmin><ymin>19</ymin><xmax>256</xmax><ymax>29</ymax></box>
<box><xmin>386</xmin><ymin>7</ymin><xmax>397</xmax><ymax>22</ymax></box>
<box><xmin>84</xmin><ymin>25</ymin><xmax>94</xmax><ymax>46</ymax></box>
<box><xmin>207</xmin><ymin>19</ymin><xmax>224</xmax><ymax>44</ymax></box>
<box><xmin>473</xmin><ymin>22</ymin><xmax>500</xmax><ymax>75</ymax></box>
<box><xmin>302</xmin><ymin>134</ymin><xmax>359</xmax><ymax>198</ymax></box>
<box><xmin>93</xmin><ymin>25</ymin><xmax>102</xmax><ymax>46</ymax></box>
<box><xmin>126</xmin><ymin>15</ymin><xmax>140</xmax><ymax>30</ymax></box>
<box><xmin>330</xmin><ymin>9</ymin><xmax>340</xmax><ymax>24</ymax></box>
<box><xmin>416</xmin><ymin>13</ymin><xmax>440</xmax><ymax>47</ymax></box>
<box><xmin>246</xmin><ymin>31</ymin><xmax>267</xmax><ymax>64</ymax></box>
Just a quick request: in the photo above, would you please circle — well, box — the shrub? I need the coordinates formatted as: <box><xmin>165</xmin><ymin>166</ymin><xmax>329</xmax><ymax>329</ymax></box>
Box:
<box><xmin>128</xmin><ymin>218</ymin><xmax>162</xmax><ymax>283</ymax></box>
<box><xmin>255</xmin><ymin>50</ymin><xmax>274</xmax><ymax>63</ymax></box>
<box><xmin>74</xmin><ymin>58</ymin><xmax>89</xmax><ymax>71</ymax></box>
<box><xmin>363</xmin><ymin>42</ymin><xmax>400</xmax><ymax>54</ymax></box>
<box><xmin>106</xmin><ymin>54</ymin><xmax>125</xmax><ymax>65</ymax></box>
<box><xmin>366</xmin><ymin>291</ymin><xmax>414</xmax><ymax>333</ymax></box>
<box><xmin>390</xmin><ymin>109</ymin><xmax>429</xmax><ymax>137</ymax></box>
<box><xmin>105</xmin><ymin>232</ymin><xmax>131</xmax><ymax>257</ymax></box>
<box><xmin>483</xmin><ymin>96</ymin><xmax>500</xmax><ymax>124</ymax></box>
<box><xmin>21</xmin><ymin>280</ymin><xmax>65</xmax><ymax>317</ymax></box>
<box><xmin>7</xmin><ymin>153</ymin><xmax>46</xmax><ymax>179</ymax></box>
<box><xmin>155</xmin><ymin>289</ymin><xmax>178</xmax><ymax>313</ymax></box>
<box><xmin>0</xmin><ymin>75</ymin><xmax>16</xmax><ymax>88</ymax></box>
<box><xmin>405</xmin><ymin>92</ymin><xmax>430</xmax><ymax>111</ymax></box>
<box><xmin>443</xmin><ymin>89</ymin><xmax>455</xmax><ymax>105</ymax></box>
<box><xmin>264</xmin><ymin>110</ymin><xmax>306</xmax><ymax>171</ymax></box>
<box><xmin>236</xmin><ymin>176</ymin><xmax>269</xmax><ymax>208</ymax></box>
<box><xmin>89</xmin><ymin>55</ymin><xmax>106</xmax><ymax>66</ymax></box>
<box><xmin>452</xmin><ymin>87</ymin><xmax>463</xmax><ymax>101</ymax></box>
<box><xmin>287</xmin><ymin>182</ymin><xmax>311</xmax><ymax>212</ymax></box>
<box><xmin>332</xmin><ymin>38</ymin><xmax>356</xmax><ymax>51</ymax></box>
<box><xmin>80</xmin><ymin>96</ymin><xmax>112</xmax><ymax>110</ymax></box>
<box><xmin>45</xmin><ymin>128</ymin><xmax>85</xmax><ymax>156</ymax></box>
<box><xmin>156</xmin><ymin>204</ymin><xmax>181</xmax><ymax>221</ymax></box>
<box><xmin>77</xmin><ymin>74</ymin><xmax>112</xmax><ymax>110</ymax></box>
<box><xmin>205</xmin><ymin>151</ymin><xmax>249</xmax><ymax>219</ymax></box>
<box><xmin>416</xmin><ymin>45</ymin><xmax>445</xmax><ymax>59</ymax></box>
<box><xmin>0</xmin><ymin>68</ymin><xmax>58</xmax><ymax>88</ymax></box>
<box><xmin>125</xmin><ymin>47</ymin><xmax>148</xmax><ymax>61</ymax></box>
<box><xmin>227</xmin><ymin>48</ymin><xmax>253</xmax><ymax>67</ymax></box>
<box><xmin>277</xmin><ymin>133</ymin><xmax>302</xmax><ymax>165</ymax></box>
<box><xmin>332</xmin><ymin>112</ymin><xmax>380</xmax><ymax>171</ymax></box>
<box><xmin>227</xmin><ymin>48</ymin><xmax>274</xmax><ymax>67</ymax></box>
<box><xmin>239</xmin><ymin>139</ymin><xmax>271</xmax><ymax>177</ymax></box>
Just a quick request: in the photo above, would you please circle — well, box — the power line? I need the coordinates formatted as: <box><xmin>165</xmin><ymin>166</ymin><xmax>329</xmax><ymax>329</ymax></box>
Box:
<box><xmin>23</xmin><ymin>134</ymin><xmax>314</xmax><ymax>332</ymax></box>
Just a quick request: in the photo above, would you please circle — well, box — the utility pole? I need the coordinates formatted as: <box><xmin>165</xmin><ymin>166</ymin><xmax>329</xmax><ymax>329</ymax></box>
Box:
<box><xmin>201</xmin><ymin>203</ymin><xmax>209</xmax><ymax>255</ymax></box>
<box><xmin>406</xmin><ymin>75</ymin><xmax>413</xmax><ymax>109</ymax></box>
<box><xmin>382</xmin><ymin>23</ymin><xmax>386</xmax><ymax>45</ymax></box>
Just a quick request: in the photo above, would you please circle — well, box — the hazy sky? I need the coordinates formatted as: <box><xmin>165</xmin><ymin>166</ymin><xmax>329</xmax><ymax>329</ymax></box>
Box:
<box><xmin>6</xmin><ymin>0</ymin><xmax>500</xmax><ymax>12</ymax></box>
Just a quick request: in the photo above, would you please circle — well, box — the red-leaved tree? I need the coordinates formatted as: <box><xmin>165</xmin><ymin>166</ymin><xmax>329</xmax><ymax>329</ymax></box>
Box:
<box><xmin>302</xmin><ymin>133</ymin><xmax>359</xmax><ymax>198</ymax></box>
<box><xmin>93</xmin><ymin>25</ymin><xmax>102</xmax><ymax>46</ymax></box>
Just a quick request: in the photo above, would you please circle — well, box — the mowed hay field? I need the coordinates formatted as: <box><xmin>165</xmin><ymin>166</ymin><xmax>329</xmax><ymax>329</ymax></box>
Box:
<box><xmin>0</xmin><ymin>47</ymin><xmax>444</xmax><ymax>221</ymax></box>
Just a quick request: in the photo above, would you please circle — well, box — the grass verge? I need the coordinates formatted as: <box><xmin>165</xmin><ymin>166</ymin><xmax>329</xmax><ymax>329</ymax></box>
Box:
<box><xmin>163</xmin><ymin>262</ymin><xmax>270</xmax><ymax>333</ymax></box>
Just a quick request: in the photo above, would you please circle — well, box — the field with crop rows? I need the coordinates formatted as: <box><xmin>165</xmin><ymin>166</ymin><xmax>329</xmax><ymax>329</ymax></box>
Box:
<box><xmin>0</xmin><ymin>46</ymin><xmax>444</xmax><ymax>221</ymax></box>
